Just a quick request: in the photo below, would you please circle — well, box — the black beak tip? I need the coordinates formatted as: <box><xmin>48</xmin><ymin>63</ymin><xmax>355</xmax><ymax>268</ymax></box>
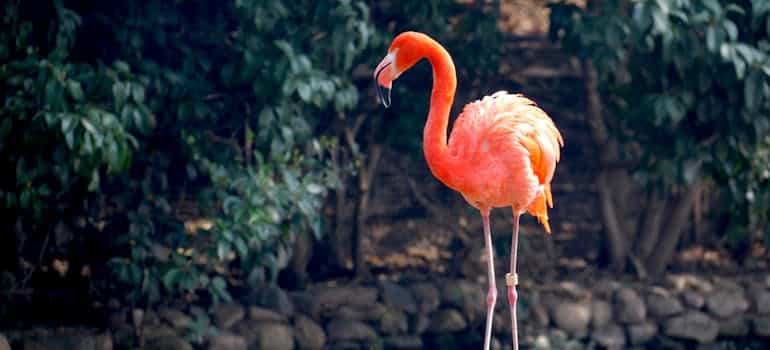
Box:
<box><xmin>374</xmin><ymin>61</ymin><xmax>392</xmax><ymax>108</ymax></box>
<box><xmin>377</xmin><ymin>85</ymin><xmax>391</xmax><ymax>108</ymax></box>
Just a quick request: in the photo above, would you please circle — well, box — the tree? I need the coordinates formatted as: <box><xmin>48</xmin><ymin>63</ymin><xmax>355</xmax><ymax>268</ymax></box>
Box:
<box><xmin>550</xmin><ymin>0</ymin><xmax>770</xmax><ymax>276</ymax></box>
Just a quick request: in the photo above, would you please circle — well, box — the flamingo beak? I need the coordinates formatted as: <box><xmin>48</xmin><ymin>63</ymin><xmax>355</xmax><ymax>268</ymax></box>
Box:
<box><xmin>374</xmin><ymin>54</ymin><xmax>394</xmax><ymax>108</ymax></box>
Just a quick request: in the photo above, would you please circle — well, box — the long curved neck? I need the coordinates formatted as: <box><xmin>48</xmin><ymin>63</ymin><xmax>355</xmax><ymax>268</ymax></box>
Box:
<box><xmin>421</xmin><ymin>38</ymin><xmax>457</xmax><ymax>188</ymax></box>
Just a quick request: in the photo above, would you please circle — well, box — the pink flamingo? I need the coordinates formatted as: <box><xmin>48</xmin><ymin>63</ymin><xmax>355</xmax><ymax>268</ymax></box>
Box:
<box><xmin>374</xmin><ymin>32</ymin><xmax>563</xmax><ymax>350</ymax></box>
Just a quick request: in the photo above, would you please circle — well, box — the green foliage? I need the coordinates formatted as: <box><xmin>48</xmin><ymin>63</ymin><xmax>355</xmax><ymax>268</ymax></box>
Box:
<box><xmin>550</xmin><ymin>0</ymin><xmax>770</xmax><ymax>242</ymax></box>
<box><xmin>0</xmin><ymin>1</ymin><xmax>151</xmax><ymax>217</ymax></box>
<box><xmin>103</xmin><ymin>0</ymin><xmax>373</xmax><ymax>304</ymax></box>
<box><xmin>2</xmin><ymin>0</ymin><xmax>373</xmax><ymax>306</ymax></box>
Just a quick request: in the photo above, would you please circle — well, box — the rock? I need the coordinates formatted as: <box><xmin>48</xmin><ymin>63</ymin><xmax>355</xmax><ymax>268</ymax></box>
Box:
<box><xmin>326</xmin><ymin>319</ymin><xmax>378</xmax><ymax>342</ymax></box>
<box><xmin>551</xmin><ymin>301</ymin><xmax>591</xmax><ymax>337</ymax></box>
<box><xmin>380</xmin><ymin>280</ymin><xmax>418</xmax><ymax>314</ymax></box>
<box><xmin>213</xmin><ymin>303</ymin><xmax>246</xmax><ymax>330</ymax></box>
<box><xmin>627</xmin><ymin>322</ymin><xmax>657</xmax><ymax>345</ymax></box>
<box><xmin>249</xmin><ymin>306</ymin><xmax>287</xmax><ymax>322</ymax></box>
<box><xmin>439</xmin><ymin>279</ymin><xmax>485</xmax><ymax>323</ymax></box>
<box><xmin>752</xmin><ymin>315</ymin><xmax>770</xmax><ymax>336</ymax></box>
<box><xmin>325</xmin><ymin>303</ymin><xmax>386</xmax><ymax>321</ymax></box>
<box><xmin>20</xmin><ymin>333</ymin><xmax>109</xmax><ymax>350</ymax></box>
<box><xmin>294</xmin><ymin>314</ymin><xmax>326</xmax><ymax>350</ymax></box>
<box><xmin>245</xmin><ymin>285</ymin><xmax>294</xmax><ymax>317</ymax></box>
<box><xmin>0</xmin><ymin>335</ymin><xmax>9</xmax><ymax>350</ymax></box>
<box><xmin>142</xmin><ymin>324</ymin><xmax>176</xmax><ymax>341</ymax></box>
<box><xmin>158</xmin><ymin>308</ymin><xmax>192</xmax><ymax>331</ymax></box>
<box><xmin>141</xmin><ymin>310</ymin><xmax>159</xmax><ymax>326</ymax></box>
<box><xmin>107</xmin><ymin>311</ymin><xmax>127</xmax><ymax>330</ymax></box>
<box><xmin>646</xmin><ymin>289</ymin><xmax>684</xmax><ymax>318</ymax></box>
<box><xmin>383</xmin><ymin>335</ymin><xmax>423</xmax><ymax>349</ymax></box>
<box><xmin>590</xmin><ymin>300</ymin><xmax>612</xmax><ymax>328</ymax></box>
<box><xmin>146</xmin><ymin>335</ymin><xmax>193</xmax><ymax>350</ymax></box>
<box><xmin>681</xmin><ymin>290</ymin><xmax>705</xmax><ymax>309</ymax></box>
<box><xmin>664</xmin><ymin>311</ymin><xmax>719</xmax><ymax>343</ymax></box>
<box><xmin>232</xmin><ymin>320</ymin><xmax>258</xmax><ymax>346</ymax></box>
<box><xmin>614</xmin><ymin>288</ymin><xmax>646</xmax><ymax>324</ymax></box>
<box><xmin>592</xmin><ymin>280</ymin><xmax>621</xmax><ymax>299</ymax></box>
<box><xmin>291</xmin><ymin>291</ymin><xmax>322</xmax><ymax>320</ymax></box>
<box><xmin>667</xmin><ymin>274</ymin><xmax>713</xmax><ymax>294</ymax></box>
<box><xmin>409</xmin><ymin>282</ymin><xmax>440</xmax><ymax>313</ymax></box>
<box><xmin>412</xmin><ymin>314</ymin><xmax>431</xmax><ymax>335</ymax></box>
<box><xmin>531</xmin><ymin>300</ymin><xmax>550</xmax><ymax>327</ymax></box>
<box><xmin>712</xmin><ymin>276</ymin><xmax>742</xmax><ymax>292</ymax></box>
<box><xmin>252</xmin><ymin>322</ymin><xmax>295</xmax><ymax>350</ymax></box>
<box><xmin>705</xmin><ymin>290</ymin><xmax>748</xmax><ymax>318</ymax></box>
<box><xmin>95</xmin><ymin>334</ymin><xmax>113</xmax><ymax>350</ymax></box>
<box><xmin>719</xmin><ymin>315</ymin><xmax>750</xmax><ymax>337</ymax></box>
<box><xmin>748</xmin><ymin>287</ymin><xmax>770</xmax><ymax>314</ymax></box>
<box><xmin>316</xmin><ymin>286</ymin><xmax>379</xmax><ymax>310</ymax></box>
<box><xmin>112</xmin><ymin>324</ymin><xmax>135</xmax><ymax>349</ymax></box>
<box><xmin>379</xmin><ymin>308</ymin><xmax>409</xmax><ymax>335</ymax></box>
<box><xmin>590</xmin><ymin>324</ymin><xmax>625</xmax><ymax>350</ymax></box>
<box><xmin>428</xmin><ymin>309</ymin><xmax>468</xmax><ymax>333</ymax></box>
<box><xmin>328</xmin><ymin>341</ymin><xmax>363</xmax><ymax>350</ymax></box>
<box><xmin>208</xmin><ymin>332</ymin><xmax>247</xmax><ymax>350</ymax></box>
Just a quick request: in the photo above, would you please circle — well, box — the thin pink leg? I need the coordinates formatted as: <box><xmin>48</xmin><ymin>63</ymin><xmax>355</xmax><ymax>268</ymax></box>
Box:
<box><xmin>507</xmin><ymin>211</ymin><xmax>521</xmax><ymax>350</ymax></box>
<box><xmin>481</xmin><ymin>212</ymin><xmax>496</xmax><ymax>350</ymax></box>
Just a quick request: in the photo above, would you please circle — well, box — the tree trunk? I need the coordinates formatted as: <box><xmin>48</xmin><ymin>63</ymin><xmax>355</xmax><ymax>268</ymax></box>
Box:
<box><xmin>583</xmin><ymin>60</ymin><xmax>630</xmax><ymax>271</ymax></box>
<box><xmin>329</xmin><ymin>143</ymin><xmax>351</xmax><ymax>270</ymax></box>
<box><xmin>645</xmin><ymin>182</ymin><xmax>701</xmax><ymax>277</ymax></box>
<box><xmin>352</xmin><ymin>144</ymin><xmax>382</xmax><ymax>279</ymax></box>
<box><xmin>597</xmin><ymin>172</ymin><xmax>628</xmax><ymax>271</ymax></box>
<box><xmin>634</xmin><ymin>191</ymin><xmax>666</xmax><ymax>263</ymax></box>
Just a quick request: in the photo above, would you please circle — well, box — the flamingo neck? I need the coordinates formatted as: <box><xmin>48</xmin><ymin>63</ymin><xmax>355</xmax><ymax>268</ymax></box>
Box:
<box><xmin>421</xmin><ymin>39</ymin><xmax>457</xmax><ymax>189</ymax></box>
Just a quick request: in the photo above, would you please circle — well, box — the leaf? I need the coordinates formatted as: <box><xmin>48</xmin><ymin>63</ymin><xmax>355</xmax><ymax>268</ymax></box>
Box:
<box><xmin>131</xmin><ymin>83</ymin><xmax>145</xmax><ymax>103</ymax></box>
<box><xmin>665</xmin><ymin>97</ymin><xmax>686</xmax><ymax>125</ymax></box>
<box><xmin>306</xmin><ymin>183</ymin><xmax>324</xmax><ymax>194</ymax></box>
<box><xmin>297</xmin><ymin>84</ymin><xmax>311</xmax><ymax>101</ymax></box>
<box><xmin>745</xmin><ymin>71</ymin><xmax>761</xmax><ymax>110</ymax></box>
<box><xmin>725</xmin><ymin>4</ymin><xmax>746</xmax><ymax>16</ymax></box>
<box><xmin>114</xmin><ymin>60</ymin><xmax>130</xmax><ymax>73</ymax></box>
<box><xmin>133</xmin><ymin>108</ymin><xmax>146</xmax><ymax>133</ymax></box>
<box><xmin>233</xmin><ymin>238</ymin><xmax>248</xmax><ymax>257</ymax></box>
<box><xmin>0</xmin><ymin>118</ymin><xmax>11</xmax><ymax>139</ymax></box>
<box><xmin>723</xmin><ymin>20</ymin><xmax>738</xmax><ymax>41</ymax></box>
<box><xmin>162</xmin><ymin>268</ymin><xmax>183</xmax><ymax>290</ymax></box>
<box><xmin>112</xmin><ymin>82</ymin><xmax>128</xmax><ymax>106</ymax></box>
<box><xmin>81</xmin><ymin>118</ymin><xmax>97</xmax><ymax>135</ymax></box>
<box><xmin>735</xmin><ymin>58</ymin><xmax>747</xmax><ymax>79</ymax></box>
<box><xmin>87</xmin><ymin>169</ymin><xmax>100</xmax><ymax>191</ymax></box>
<box><xmin>67</xmin><ymin>80</ymin><xmax>84</xmax><ymax>100</ymax></box>
<box><xmin>702</xmin><ymin>0</ymin><xmax>722</xmax><ymax>16</ymax></box>
<box><xmin>706</xmin><ymin>26</ymin><xmax>717</xmax><ymax>52</ymax></box>
<box><xmin>217</xmin><ymin>242</ymin><xmax>231</xmax><ymax>261</ymax></box>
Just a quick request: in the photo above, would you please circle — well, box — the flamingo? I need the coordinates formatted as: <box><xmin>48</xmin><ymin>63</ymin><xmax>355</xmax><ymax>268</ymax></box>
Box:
<box><xmin>373</xmin><ymin>32</ymin><xmax>563</xmax><ymax>350</ymax></box>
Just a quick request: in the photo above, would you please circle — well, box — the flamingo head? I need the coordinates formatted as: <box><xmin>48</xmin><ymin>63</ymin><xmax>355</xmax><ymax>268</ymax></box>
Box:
<box><xmin>374</xmin><ymin>32</ymin><xmax>425</xmax><ymax>108</ymax></box>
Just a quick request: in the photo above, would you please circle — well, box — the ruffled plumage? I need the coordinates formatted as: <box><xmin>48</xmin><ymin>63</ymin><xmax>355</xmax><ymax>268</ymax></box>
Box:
<box><xmin>447</xmin><ymin>91</ymin><xmax>563</xmax><ymax>232</ymax></box>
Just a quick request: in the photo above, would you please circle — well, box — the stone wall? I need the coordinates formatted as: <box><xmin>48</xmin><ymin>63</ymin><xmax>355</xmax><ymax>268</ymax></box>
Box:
<box><xmin>3</xmin><ymin>273</ymin><xmax>769</xmax><ymax>349</ymax></box>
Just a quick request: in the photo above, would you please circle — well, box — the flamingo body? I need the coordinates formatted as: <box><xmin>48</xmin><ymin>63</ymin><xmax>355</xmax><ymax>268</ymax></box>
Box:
<box><xmin>445</xmin><ymin>92</ymin><xmax>562</xmax><ymax>230</ymax></box>
<box><xmin>374</xmin><ymin>31</ymin><xmax>563</xmax><ymax>350</ymax></box>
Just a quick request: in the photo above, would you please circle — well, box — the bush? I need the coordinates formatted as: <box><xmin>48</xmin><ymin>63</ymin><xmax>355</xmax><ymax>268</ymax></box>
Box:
<box><xmin>1</xmin><ymin>0</ymin><xmax>373</xmax><ymax>306</ymax></box>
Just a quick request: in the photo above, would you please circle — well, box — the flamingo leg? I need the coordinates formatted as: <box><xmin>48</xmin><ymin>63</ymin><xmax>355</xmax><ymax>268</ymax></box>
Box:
<box><xmin>481</xmin><ymin>212</ymin><xmax>496</xmax><ymax>350</ymax></box>
<box><xmin>507</xmin><ymin>211</ymin><xmax>521</xmax><ymax>350</ymax></box>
